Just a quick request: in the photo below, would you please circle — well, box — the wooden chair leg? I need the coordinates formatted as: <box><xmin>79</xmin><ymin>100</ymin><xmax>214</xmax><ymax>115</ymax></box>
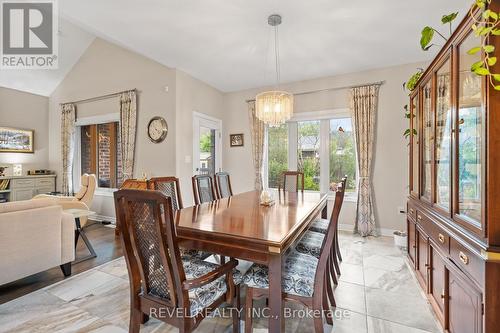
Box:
<box><xmin>129</xmin><ymin>307</ymin><xmax>142</xmax><ymax>333</ymax></box>
<box><xmin>325</xmin><ymin>263</ymin><xmax>336</xmax><ymax>308</ymax></box>
<box><xmin>312</xmin><ymin>294</ymin><xmax>324</xmax><ymax>333</ymax></box>
<box><xmin>329</xmin><ymin>255</ymin><xmax>338</xmax><ymax>285</ymax></box>
<box><xmin>245</xmin><ymin>287</ymin><xmax>254</xmax><ymax>333</ymax></box>
<box><xmin>322</xmin><ymin>278</ymin><xmax>333</xmax><ymax>325</ymax></box>
<box><xmin>233</xmin><ymin>285</ymin><xmax>241</xmax><ymax>333</ymax></box>
<box><xmin>332</xmin><ymin>247</ymin><xmax>341</xmax><ymax>276</ymax></box>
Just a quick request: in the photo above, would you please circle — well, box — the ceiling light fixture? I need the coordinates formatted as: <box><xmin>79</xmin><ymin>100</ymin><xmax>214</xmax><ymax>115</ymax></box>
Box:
<box><xmin>255</xmin><ymin>14</ymin><xmax>293</xmax><ymax>127</ymax></box>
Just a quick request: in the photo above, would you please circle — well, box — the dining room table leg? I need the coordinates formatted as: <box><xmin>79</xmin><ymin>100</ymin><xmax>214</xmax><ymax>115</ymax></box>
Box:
<box><xmin>321</xmin><ymin>201</ymin><xmax>328</xmax><ymax>219</ymax></box>
<box><xmin>268</xmin><ymin>252</ymin><xmax>284</xmax><ymax>333</ymax></box>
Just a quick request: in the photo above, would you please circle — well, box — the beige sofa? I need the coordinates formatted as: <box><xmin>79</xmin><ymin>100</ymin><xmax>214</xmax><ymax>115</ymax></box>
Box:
<box><xmin>0</xmin><ymin>198</ymin><xmax>75</xmax><ymax>285</ymax></box>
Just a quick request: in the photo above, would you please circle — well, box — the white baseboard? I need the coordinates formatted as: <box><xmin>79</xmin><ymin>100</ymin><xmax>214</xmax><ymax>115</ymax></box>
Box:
<box><xmin>338</xmin><ymin>223</ymin><xmax>396</xmax><ymax>237</ymax></box>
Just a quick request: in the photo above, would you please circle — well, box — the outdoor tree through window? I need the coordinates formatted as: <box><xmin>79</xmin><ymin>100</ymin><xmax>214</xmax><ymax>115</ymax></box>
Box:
<box><xmin>330</xmin><ymin>118</ymin><xmax>356</xmax><ymax>192</ymax></box>
<box><xmin>298</xmin><ymin>121</ymin><xmax>320</xmax><ymax>191</ymax></box>
<box><xmin>267</xmin><ymin>123</ymin><xmax>288</xmax><ymax>188</ymax></box>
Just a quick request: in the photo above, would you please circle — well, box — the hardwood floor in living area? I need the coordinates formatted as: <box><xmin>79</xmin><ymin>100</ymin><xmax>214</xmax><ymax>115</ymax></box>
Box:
<box><xmin>0</xmin><ymin>223</ymin><xmax>122</xmax><ymax>304</ymax></box>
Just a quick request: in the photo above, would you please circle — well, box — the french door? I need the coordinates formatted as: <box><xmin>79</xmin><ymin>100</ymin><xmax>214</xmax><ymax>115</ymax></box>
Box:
<box><xmin>193</xmin><ymin>112</ymin><xmax>222</xmax><ymax>176</ymax></box>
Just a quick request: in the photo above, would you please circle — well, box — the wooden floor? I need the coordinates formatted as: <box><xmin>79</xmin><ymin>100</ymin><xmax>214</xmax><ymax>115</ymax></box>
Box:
<box><xmin>0</xmin><ymin>222</ymin><xmax>123</xmax><ymax>304</ymax></box>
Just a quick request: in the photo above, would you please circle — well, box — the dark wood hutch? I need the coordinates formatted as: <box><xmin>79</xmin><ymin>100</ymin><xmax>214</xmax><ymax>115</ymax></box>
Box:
<box><xmin>407</xmin><ymin>3</ymin><xmax>500</xmax><ymax>333</ymax></box>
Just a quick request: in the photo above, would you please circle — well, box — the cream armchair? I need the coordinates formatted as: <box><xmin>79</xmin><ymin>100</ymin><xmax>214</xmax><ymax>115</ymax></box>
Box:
<box><xmin>34</xmin><ymin>174</ymin><xmax>97</xmax><ymax>227</ymax></box>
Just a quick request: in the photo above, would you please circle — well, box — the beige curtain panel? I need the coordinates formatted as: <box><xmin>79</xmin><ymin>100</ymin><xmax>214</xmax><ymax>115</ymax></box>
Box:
<box><xmin>247</xmin><ymin>101</ymin><xmax>265</xmax><ymax>190</ymax></box>
<box><xmin>350</xmin><ymin>84</ymin><xmax>380</xmax><ymax>237</ymax></box>
<box><xmin>61</xmin><ymin>103</ymin><xmax>77</xmax><ymax>195</ymax></box>
<box><xmin>119</xmin><ymin>91</ymin><xmax>138</xmax><ymax>181</ymax></box>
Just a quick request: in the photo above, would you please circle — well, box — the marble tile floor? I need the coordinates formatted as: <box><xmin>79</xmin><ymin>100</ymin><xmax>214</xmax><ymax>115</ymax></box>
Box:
<box><xmin>0</xmin><ymin>231</ymin><xmax>443</xmax><ymax>333</ymax></box>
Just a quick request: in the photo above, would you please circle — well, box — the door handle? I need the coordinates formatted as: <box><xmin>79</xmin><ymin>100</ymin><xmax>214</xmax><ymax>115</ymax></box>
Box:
<box><xmin>438</xmin><ymin>233</ymin><xmax>445</xmax><ymax>244</ymax></box>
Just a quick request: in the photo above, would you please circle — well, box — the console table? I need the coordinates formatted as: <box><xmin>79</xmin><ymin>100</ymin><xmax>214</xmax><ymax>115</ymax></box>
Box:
<box><xmin>0</xmin><ymin>175</ymin><xmax>56</xmax><ymax>202</ymax></box>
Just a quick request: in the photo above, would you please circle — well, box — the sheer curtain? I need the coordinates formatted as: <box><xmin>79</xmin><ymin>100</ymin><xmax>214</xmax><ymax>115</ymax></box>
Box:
<box><xmin>350</xmin><ymin>85</ymin><xmax>380</xmax><ymax>236</ymax></box>
<box><xmin>247</xmin><ymin>101</ymin><xmax>265</xmax><ymax>190</ymax></box>
<box><xmin>119</xmin><ymin>91</ymin><xmax>137</xmax><ymax>181</ymax></box>
<box><xmin>61</xmin><ymin>103</ymin><xmax>76</xmax><ymax>195</ymax></box>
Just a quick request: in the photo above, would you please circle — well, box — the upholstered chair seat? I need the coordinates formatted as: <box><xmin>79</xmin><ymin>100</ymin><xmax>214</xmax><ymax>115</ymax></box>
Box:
<box><xmin>308</xmin><ymin>218</ymin><xmax>329</xmax><ymax>234</ymax></box>
<box><xmin>294</xmin><ymin>230</ymin><xmax>325</xmax><ymax>259</ymax></box>
<box><xmin>243</xmin><ymin>251</ymin><xmax>318</xmax><ymax>297</ymax></box>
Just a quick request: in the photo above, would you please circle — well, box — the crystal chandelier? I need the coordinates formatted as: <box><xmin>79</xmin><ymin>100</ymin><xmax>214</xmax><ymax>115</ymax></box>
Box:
<box><xmin>255</xmin><ymin>14</ymin><xmax>293</xmax><ymax>127</ymax></box>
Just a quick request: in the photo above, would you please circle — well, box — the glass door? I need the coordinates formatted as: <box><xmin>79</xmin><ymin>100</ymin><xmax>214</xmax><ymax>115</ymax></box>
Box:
<box><xmin>421</xmin><ymin>78</ymin><xmax>433</xmax><ymax>202</ymax></box>
<box><xmin>193</xmin><ymin>113</ymin><xmax>222</xmax><ymax>176</ymax></box>
<box><xmin>435</xmin><ymin>56</ymin><xmax>452</xmax><ymax>213</ymax></box>
<box><xmin>454</xmin><ymin>31</ymin><xmax>485</xmax><ymax>234</ymax></box>
<box><xmin>410</xmin><ymin>91</ymin><xmax>419</xmax><ymax>198</ymax></box>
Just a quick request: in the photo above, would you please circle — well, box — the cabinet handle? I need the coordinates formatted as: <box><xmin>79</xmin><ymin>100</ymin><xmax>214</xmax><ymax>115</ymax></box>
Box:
<box><xmin>441</xmin><ymin>289</ymin><xmax>446</xmax><ymax>301</ymax></box>
<box><xmin>459</xmin><ymin>251</ymin><xmax>469</xmax><ymax>265</ymax></box>
<box><xmin>438</xmin><ymin>233</ymin><xmax>445</xmax><ymax>244</ymax></box>
<box><xmin>417</xmin><ymin>214</ymin><xmax>422</xmax><ymax>220</ymax></box>
<box><xmin>409</xmin><ymin>208</ymin><xmax>414</xmax><ymax>214</ymax></box>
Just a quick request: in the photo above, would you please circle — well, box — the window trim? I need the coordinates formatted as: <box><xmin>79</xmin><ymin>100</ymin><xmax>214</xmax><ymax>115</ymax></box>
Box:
<box><xmin>265</xmin><ymin>108</ymin><xmax>358</xmax><ymax>201</ymax></box>
<box><xmin>73</xmin><ymin>113</ymin><xmax>120</xmax><ymax>196</ymax></box>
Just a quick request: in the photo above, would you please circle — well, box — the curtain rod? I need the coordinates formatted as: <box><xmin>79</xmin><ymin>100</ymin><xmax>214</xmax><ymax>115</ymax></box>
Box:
<box><xmin>245</xmin><ymin>80</ymin><xmax>385</xmax><ymax>103</ymax></box>
<box><xmin>60</xmin><ymin>88</ymin><xmax>138</xmax><ymax>106</ymax></box>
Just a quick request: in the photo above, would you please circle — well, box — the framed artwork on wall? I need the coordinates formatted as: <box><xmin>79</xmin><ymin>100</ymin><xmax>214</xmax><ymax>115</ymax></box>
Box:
<box><xmin>0</xmin><ymin>127</ymin><xmax>34</xmax><ymax>153</ymax></box>
<box><xmin>230</xmin><ymin>133</ymin><xmax>244</xmax><ymax>147</ymax></box>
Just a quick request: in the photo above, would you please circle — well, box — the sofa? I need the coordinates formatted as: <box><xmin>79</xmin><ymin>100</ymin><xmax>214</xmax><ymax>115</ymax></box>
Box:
<box><xmin>0</xmin><ymin>198</ymin><xmax>75</xmax><ymax>285</ymax></box>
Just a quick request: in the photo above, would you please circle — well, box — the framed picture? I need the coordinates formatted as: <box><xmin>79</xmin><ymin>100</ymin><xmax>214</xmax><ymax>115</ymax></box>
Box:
<box><xmin>230</xmin><ymin>133</ymin><xmax>244</xmax><ymax>147</ymax></box>
<box><xmin>0</xmin><ymin>127</ymin><xmax>34</xmax><ymax>153</ymax></box>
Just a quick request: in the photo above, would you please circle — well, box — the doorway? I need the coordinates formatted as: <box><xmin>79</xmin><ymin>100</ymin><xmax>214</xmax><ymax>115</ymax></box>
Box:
<box><xmin>193</xmin><ymin>112</ymin><xmax>222</xmax><ymax>176</ymax></box>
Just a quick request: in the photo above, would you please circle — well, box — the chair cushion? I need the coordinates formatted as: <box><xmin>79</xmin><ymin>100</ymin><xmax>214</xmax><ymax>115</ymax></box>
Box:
<box><xmin>308</xmin><ymin>218</ymin><xmax>329</xmax><ymax>234</ymax></box>
<box><xmin>294</xmin><ymin>231</ymin><xmax>325</xmax><ymax>259</ymax></box>
<box><xmin>180</xmin><ymin>248</ymin><xmax>212</xmax><ymax>261</ymax></box>
<box><xmin>243</xmin><ymin>252</ymin><xmax>318</xmax><ymax>297</ymax></box>
<box><xmin>149</xmin><ymin>258</ymin><xmax>242</xmax><ymax>317</ymax></box>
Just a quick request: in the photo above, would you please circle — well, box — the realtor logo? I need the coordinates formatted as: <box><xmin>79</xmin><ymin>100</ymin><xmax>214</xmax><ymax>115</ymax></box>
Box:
<box><xmin>1</xmin><ymin>0</ymin><xmax>58</xmax><ymax>69</ymax></box>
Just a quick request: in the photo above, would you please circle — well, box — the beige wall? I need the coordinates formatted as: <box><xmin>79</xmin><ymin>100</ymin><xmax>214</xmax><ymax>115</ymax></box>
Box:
<box><xmin>222</xmin><ymin>62</ymin><xmax>428</xmax><ymax>233</ymax></box>
<box><xmin>48</xmin><ymin>38</ymin><xmax>177</xmax><ymax>217</ymax></box>
<box><xmin>175</xmin><ymin>70</ymin><xmax>224</xmax><ymax>206</ymax></box>
<box><xmin>0</xmin><ymin>87</ymin><xmax>49</xmax><ymax>172</ymax></box>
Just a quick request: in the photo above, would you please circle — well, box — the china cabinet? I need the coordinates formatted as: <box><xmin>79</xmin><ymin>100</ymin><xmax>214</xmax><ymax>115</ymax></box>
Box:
<box><xmin>407</xmin><ymin>4</ymin><xmax>500</xmax><ymax>332</ymax></box>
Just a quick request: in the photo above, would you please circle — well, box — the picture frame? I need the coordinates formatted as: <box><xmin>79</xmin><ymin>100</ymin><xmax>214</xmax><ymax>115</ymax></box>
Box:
<box><xmin>230</xmin><ymin>133</ymin><xmax>244</xmax><ymax>147</ymax></box>
<box><xmin>0</xmin><ymin>127</ymin><xmax>34</xmax><ymax>153</ymax></box>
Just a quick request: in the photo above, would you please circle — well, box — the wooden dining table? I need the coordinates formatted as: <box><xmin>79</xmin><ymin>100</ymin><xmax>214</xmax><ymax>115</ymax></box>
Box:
<box><xmin>175</xmin><ymin>190</ymin><xmax>328</xmax><ymax>333</ymax></box>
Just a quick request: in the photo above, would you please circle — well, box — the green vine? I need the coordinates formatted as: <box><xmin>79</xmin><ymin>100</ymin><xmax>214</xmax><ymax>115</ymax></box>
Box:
<box><xmin>468</xmin><ymin>0</ymin><xmax>500</xmax><ymax>90</ymax></box>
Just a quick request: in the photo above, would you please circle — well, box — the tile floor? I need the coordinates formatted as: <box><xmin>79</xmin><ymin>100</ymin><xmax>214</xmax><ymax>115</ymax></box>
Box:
<box><xmin>0</xmin><ymin>232</ymin><xmax>443</xmax><ymax>333</ymax></box>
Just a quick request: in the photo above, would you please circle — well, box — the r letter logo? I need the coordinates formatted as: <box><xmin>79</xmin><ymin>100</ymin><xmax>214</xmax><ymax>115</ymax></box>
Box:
<box><xmin>1</xmin><ymin>0</ymin><xmax>58</xmax><ymax>69</ymax></box>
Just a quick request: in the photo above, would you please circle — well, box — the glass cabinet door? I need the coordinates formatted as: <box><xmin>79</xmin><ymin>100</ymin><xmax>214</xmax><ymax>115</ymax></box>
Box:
<box><xmin>421</xmin><ymin>80</ymin><xmax>433</xmax><ymax>201</ymax></box>
<box><xmin>435</xmin><ymin>58</ymin><xmax>452</xmax><ymax>211</ymax></box>
<box><xmin>410</xmin><ymin>93</ymin><xmax>419</xmax><ymax>197</ymax></box>
<box><xmin>456</xmin><ymin>32</ymin><xmax>484</xmax><ymax>226</ymax></box>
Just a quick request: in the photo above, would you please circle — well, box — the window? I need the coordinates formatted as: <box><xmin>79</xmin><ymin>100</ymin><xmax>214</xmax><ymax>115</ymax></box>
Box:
<box><xmin>266</xmin><ymin>111</ymin><xmax>357</xmax><ymax>198</ymax></box>
<box><xmin>298</xmin><ymin>121</ymin><xmax>320</xmax><ymax>191</ymax></box>
<box><xmin>329</xmin><ymin>118</ymin><xmax>356</xmax><ymax>192</ymax></box>
<box><xmin>80</xmin><ymin>121</ymin><xmax>122</xmax><ymax>189</ymax></box>
<box><xmin>267</xmin><ymin>123</ymin><xmax>288</xmax><ymax>188</ymax></box>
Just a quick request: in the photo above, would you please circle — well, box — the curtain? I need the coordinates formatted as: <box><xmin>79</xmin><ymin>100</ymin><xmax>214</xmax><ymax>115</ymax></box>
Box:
<box><xmin>61</xmin><ymin>103</ymin><xmax>76</xmax><ymax>195</ymax></box>
<box><xmin>247</xmin><ymin>101</ymin><xmax>265</xmax><ymax>190</ymax></box>
<box><xmin>119</xmin><ymin>91</ymin><xmax>137</xmax><ymax>181</ymax></box>
<box><xmin>350</xmin><ymin>85</ymin><xmax>380</xmax><ymax>236</ymax></box>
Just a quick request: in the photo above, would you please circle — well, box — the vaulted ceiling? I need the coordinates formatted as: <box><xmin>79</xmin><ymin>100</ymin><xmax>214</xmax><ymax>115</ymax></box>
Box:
<box><xmin>1</xmin><ymin>0</ymin><xmax>472</xmax><ymax>96</ymax></box>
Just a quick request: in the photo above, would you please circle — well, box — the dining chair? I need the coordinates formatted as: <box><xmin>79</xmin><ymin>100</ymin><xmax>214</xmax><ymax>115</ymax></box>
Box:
<box><xmin>308</xmin><ymin>176</ymin><xmax>348</xmax><ymax>267</ymax></box>
<box><xmin>243</xmin><ymin>182</ymin><xmax>345</xmax><ymax>333</ymax></box>
<box><xmin>214</xmin><ymin>172</ymin><xmax>233</xmax><ymax>199</ymax></box>
<box><xmin>294</xmin><ymin>178</ymin><xmax>346</xmax><ymax>308</ymax></box>
<box><xmin>192</xmin><ymin>175</ymin><xmax>216</xmax><ymax>205</ymax></box>
<box><xmin>149</xmin><ymin>176</ymin><xmax>211</xmax><ymax>261</ymax></box>
<box><xmin>279</xmin><ymin>171</ymin><xmax>305</xmax><ymax>193</ymax></box>
<box><xmin>114</xmin><ymin>189</ymin><xmax>242</xmax><ymax>333</ymax></box>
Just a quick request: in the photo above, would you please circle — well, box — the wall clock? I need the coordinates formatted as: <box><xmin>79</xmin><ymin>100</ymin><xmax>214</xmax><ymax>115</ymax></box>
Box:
<box><xmin>147</xmin><ymin>116</ymin><xmax>168</xmax><ymax>143</ymax></box>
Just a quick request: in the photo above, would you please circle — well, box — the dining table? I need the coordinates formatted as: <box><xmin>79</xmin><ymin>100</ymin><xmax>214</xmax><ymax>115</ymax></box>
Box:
<box><xmin>175</xmin><ymin>190</ymin><xmax>328</xmax><ymax>333</ymax></box>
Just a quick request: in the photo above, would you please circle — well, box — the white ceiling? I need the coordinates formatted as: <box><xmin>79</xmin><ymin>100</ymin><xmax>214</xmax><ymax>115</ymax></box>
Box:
<box><xmin>0</xmin><ymin>19</ymin><xmax>95</xmax><ymax>96</ymax></box>
<box><xmin>1</xmin><ymin>0</ymin><xmax>472</xmax><ymax>95</ymax></box>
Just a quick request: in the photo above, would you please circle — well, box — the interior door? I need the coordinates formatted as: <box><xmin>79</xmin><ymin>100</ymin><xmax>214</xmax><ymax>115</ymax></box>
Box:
<box><xmin>193</xmin><ymin>113</ymin><xmax>222</xmax><ymax>176</ymax></box>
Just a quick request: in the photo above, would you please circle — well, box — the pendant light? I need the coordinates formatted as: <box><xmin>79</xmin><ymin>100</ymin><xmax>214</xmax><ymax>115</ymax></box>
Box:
<box><xmin>255</xmin><ymin>14</ymin><xmax>293</xmax><ymax>127</ymax></box>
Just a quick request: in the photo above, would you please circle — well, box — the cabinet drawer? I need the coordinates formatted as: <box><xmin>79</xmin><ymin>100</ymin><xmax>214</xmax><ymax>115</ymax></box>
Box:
<box><xmin>12</xmin><ymin>188</ymin><xmax>34</xmax><ymax>201</ymax></box>
<box><xmin>426</xmin><ymin>220</ymin><xmax>450</xmax><ymax>255</ymax></box>
<box><xmin>449</xmin><ymin>238</ymin><xmax>484</xmax><ymax>287</ymax></box>
<box><xmin>407</xmin><ymin>202</ymin><xmax>417</xmax><ymax>221</ymax></box>
<box><xmin>35</xmin><ymin>187</ymin><xmax>55</xmax><ymax>195</ymax></box>
<box><xmin>12</xmin><ymin>178</ymin><xmax>35</xmax><ymax>188</ymax></box>
<box><xmin>35</xmin><ymin>178</ymin><xmax>55</xmax><ymax>188</ymax></box>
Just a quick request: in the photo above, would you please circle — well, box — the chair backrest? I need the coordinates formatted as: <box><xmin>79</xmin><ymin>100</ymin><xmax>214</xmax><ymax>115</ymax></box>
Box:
<box><xmin>114</xmin><ymin>189</ymin><xmax>189</xmax><ymax>309</ymax></box>
<box><xmin>192</xmin><ymin>175</ymin><xmax>216</xmax><ymax>205</ymax></box>
<box><xmin>214</xmin><ymin>172</ymin><xmax>233</xmax><ymax>199</ymax></box>
<box><xmin>74</xmin><ymin>174</ymin><xmax>97</xmax><ymax>207</ymax></box>
<box><xmin>281</xmin><ymin>171</ymin><xmax>304</xmax><ymax>193</ymax></box>
<box><xmin>314</xmin><ymin>178</ymin><xmax>346</xmax><ymax>287</ymax></box>
<box><xmin>149</xmin><ymin>177</ymin><xmax>183</xmax><ymax>211</ymax></box>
